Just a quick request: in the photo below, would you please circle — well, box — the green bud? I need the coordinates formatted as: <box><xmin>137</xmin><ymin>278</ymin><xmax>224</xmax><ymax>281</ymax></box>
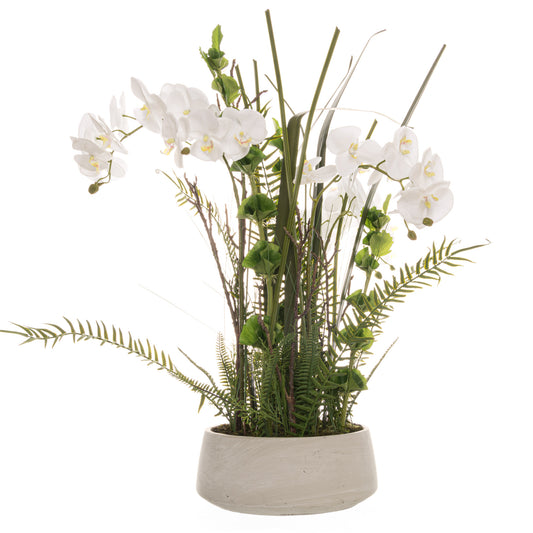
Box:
<box><xmin>88</xmin><ymin>183</ymin><xmax>100</xmax><ymax>194</ymax></box>
<box><xmin>374</xmin><ymin>271</ymin><xmax>382</xmax><ymax>279</ymax></box>
<box><xmin>407</xmin><ymin>230</ymin><xmax>417</xmax><ymax>240</ymax></box>
<box><xmin>181</xmin><ymin>147</ymin><xmax>190</xmax><ymax>155</ymax></box>
<box><xmin>422</xmin><ymin>217</ymin><xmax>434</xmax><ymax>227</ymax></box>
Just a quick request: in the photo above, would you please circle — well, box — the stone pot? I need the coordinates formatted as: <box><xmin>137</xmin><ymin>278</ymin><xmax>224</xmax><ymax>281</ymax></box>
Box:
<box><xmin>196</xmin><ymin>426</ymin><xmax>377</xmax><ymax>515</ymax></box>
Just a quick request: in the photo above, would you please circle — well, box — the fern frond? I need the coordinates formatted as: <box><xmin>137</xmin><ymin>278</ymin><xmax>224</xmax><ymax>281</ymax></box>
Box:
<box><xmin>1</xmin><ymin>319</ymin><xmax>233</xmax><ymax>416</ymax></box>
<box><xmin>348</xmin><ymin>238</ymin><xmax>487</xmax><ymax>331</ymax></box>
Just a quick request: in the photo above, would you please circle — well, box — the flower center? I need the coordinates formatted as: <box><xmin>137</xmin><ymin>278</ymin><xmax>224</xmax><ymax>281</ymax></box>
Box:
<box><xmin>96</xmin><ymin>135</ymin><xmax>110</xmax><ymax>149</ymax></box>
<box><xmin>234</xmin><ymin>131</ymin><xmax>252</xmax><ymax>146</ymax></box>
<box><xmin>161</xmin><ymin>138</ymin><xmax>176</xmax><ymax>155</ymax></box>
<box><xmin>399</xmin><ymin>136</ymin><xmax>412</xmax><ymax>155</ymax></box>
<box><xmin>140</xmin><ymin>104</ymin><xmax>151</xmax><ymax>118</ymax></box>
<box><xmin>201</xmin><ymin>135</ymin><xmax>214</xmax><ymax>153</ymax></box>
<box><xmin>183</xmin><ymin>109</ymin><xmax>190</xmax><ymax>116</ymax></box>
<box><xmin>89</xmin><ymin>155</ymin><xmax>100</xmax><ymax>171</ymax></box>
<box><xmin>348</xmin><ymin>142</ymin><xmax>359</xmax><ymax>159</ymax></box>
<box><xmin>423</xmin><ymin>194</ymin><xmax>439</xmax><ymax>209</ymax></box>
<box><xmin>424</xmin><ymin>161</ymin><xmax>435</xmax><ymax>177</ymax></box>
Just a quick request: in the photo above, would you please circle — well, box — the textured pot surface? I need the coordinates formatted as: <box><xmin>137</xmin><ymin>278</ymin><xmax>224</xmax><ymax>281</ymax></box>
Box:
<box><xmin>196</xmin><ymin>426</ymin><xmax>377</xmax><ymax>515</ymax></box>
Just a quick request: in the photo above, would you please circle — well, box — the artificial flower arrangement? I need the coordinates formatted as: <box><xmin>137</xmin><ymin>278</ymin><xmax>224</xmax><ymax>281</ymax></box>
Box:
<box><xmin>3</xmin><ymin>12</ymin><xmax>484</xmax><ymax>512</ymax></box>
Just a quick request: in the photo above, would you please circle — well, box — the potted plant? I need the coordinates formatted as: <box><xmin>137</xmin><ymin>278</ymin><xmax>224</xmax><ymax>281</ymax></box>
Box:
<box><xmin>1</xmin><ymin>10</ymin><xmax>484</xmax><ymax>515</ymax></box>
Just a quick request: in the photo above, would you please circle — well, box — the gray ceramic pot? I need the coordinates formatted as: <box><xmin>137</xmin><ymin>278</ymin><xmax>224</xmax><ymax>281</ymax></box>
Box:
<box><xmin>196</xmin><ymin>426</ymin><xmax>378</xmax><ymax>515</ymax></box>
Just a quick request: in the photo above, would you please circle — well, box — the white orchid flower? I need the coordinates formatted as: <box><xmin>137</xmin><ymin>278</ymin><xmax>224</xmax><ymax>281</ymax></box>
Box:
<box><xmin>408</xmin><ymin>148</ymin><xmax>444</xmax><ymax>190</ymax></box>
<box><xmin>110</xmin><ymin>93</ymin><xmax>127</xmax><ymax>131</ymax></box>
<box><xmin>322</xmin><ymin>175</ymin><xmax>367</xmax><ymax>240</ymax></box>
<box><xmin>71</xmin><ymin>137</ymin><xmax>125</xmax><ymax>180</ymax></box>
<box><xmin>369</xmin><ymin>126</ymin><xmax>419</xmax><ymax>185</ymax></box>
<box><xmin>189</xmin><ymin>109</ymin><xmax>232</xmax><ymax>162</ymax></box>
<box><xmin>77</xmin><ymin>113</ymin><xmax>127</xmax><ymax>154</ymax></box>
<box><xmin>221</xmin><ymin>108</ymin><xmax>268</xmax><ymax>160</ymax></box>
<box><xmin>131</xmin><ymin>77</ymin><xmax>167</xmax><ymax>133</ymax></box>
<box><xmin>396</xmin><ymin>181</ymin><xmax>453</xmax><ymax>228</ymax></box>
<box><xmin>299</xmin><ymin>157</ymin><xmax>337</xmax><ymax>185</ymax></box>
<box><xmin>396</xmin><ymin>147</ymin><xmax>450</xmax><ymax>228</ymax></box>
<box><xmin>160</xmin><ymin>83</ymin><xmax>209</xmax><ymax>118</ymax></box>
<box><xmin>326</xmin><ymin>126</ymin><xmax>382</xmax><ymax>177</ymax></box>
<box><xmin>160</xmin><ymin>112</ymin><xmax>190</xmax><ymax>167</ymax></box>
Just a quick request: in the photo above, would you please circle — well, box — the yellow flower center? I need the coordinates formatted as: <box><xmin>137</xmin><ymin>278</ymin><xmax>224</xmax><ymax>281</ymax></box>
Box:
<box><xmin>183</xmin><ymin>109</ymin><xmax>190</xmax><ymax>116</ymax></box>
<box><xmin>140</xmin><ymin>104</ymin><xmax>151</xmax><ymax>118</ymax></box>
<box><xmin>424</xmin><ymin>161</ymin><xmax>435</xmax><ymax>177</ymax></box>
<box><xmin>348</xmin><ymin>142</ymin><xmax>359</xmax><ymax>159</ymax></box>
<box><xmin>161</xmin><ymin>138</ymin><xmax>175</xmax><ymax>155</ymax></box>
<box><xmin>201</xmin><ymin>135</ymin><xmax>214</xmax><ymax>153</ymax></box>
<box><xmin>235</xmin><ymin>131</ymin><xmax>252</xmax><ymax>146</ymax></box>
<box><xmin>399</xmin><ymin>136</ymin><xmax>412</xmax><ymax>155</ymax></box>
<box><xmin>423</xmin><ymin>194</ymin><xmax>439</xmax><ymax>209</ymax></box>
<box><xmin>89</xmin><ymin>155</ymin><xmax>100</xmax><ymax>170</ymax></box>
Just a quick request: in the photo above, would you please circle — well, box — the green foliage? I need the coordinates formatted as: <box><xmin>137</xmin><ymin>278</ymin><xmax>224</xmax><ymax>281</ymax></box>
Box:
<box><xmin>231</xmin><ymin>146</ymin><xmax>267</xmax><ymax>175</ymax></box>
<box><xmin>369</xmin><ymin>231</ymin><xmax>393</xmax><ymax>257</ymax></box>
<box><xmin>237</xmin><ymin>193</ymin><xmax>277</xmax><ymax>222</ymax></box>
<box><xmin>355</xmin><ymin>247</ymin><xmax>380</xmax><ymax>273</ymax></box>
<box><xmin>242</xmin><ymin>240</ymin><xmax>281</xmax><ymax>275</ymax></box>
<box><xmin>1</xmin><ymin>319</ymin><xmax>235</xmax><ymax>418</ymax></box>
<box><xmin>200</xmin><ymin>25</ymin><xmax>240</xmax><ymax>106</ymax></box>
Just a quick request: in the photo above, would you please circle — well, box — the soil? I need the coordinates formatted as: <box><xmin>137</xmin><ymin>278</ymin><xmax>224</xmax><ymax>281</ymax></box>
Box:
<box><xmin>211</xmin><ymin>422</ymin><xmax>364</xmax><ymax>437</ymax></box>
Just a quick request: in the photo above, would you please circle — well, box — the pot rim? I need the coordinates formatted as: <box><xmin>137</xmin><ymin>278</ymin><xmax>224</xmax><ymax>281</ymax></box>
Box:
<box><xmin>204</xmin><ymin>424</ymin><xmax>369</xmax><ymax>441</ymax></box>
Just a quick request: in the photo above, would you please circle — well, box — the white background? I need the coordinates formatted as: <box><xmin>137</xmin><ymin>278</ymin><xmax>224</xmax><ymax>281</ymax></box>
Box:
<box><xmin>0</xmin><ymin>1</ymin><xmax>531</xmax><ymax>532</ymax></box>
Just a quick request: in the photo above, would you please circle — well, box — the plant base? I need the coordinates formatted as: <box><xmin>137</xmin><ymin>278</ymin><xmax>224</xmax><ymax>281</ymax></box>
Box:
<box><xmin>196</xmin><ymin>425</ymin><xmax>377</xmax><ymax>515</ymax></box>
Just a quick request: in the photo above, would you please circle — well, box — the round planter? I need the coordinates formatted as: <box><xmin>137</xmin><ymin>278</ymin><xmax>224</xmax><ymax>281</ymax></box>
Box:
<box><xmin>196</xmin><ymin>426</ymin><xmax>378</xmax><ymax>515</ymax></box>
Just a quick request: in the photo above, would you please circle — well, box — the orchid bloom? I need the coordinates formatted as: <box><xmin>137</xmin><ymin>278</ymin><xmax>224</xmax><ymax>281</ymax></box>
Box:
<box><xmin>71</xmin><ymin>138</ymin><xmax>113</xmax><ymax>180</ymax></box>
<box><xmin>160</xmin><ymin>83</ymin><xmax>210</xmax><ymax>118</ymax></box>
<box><xmin>299</xmin><ymin>157</ymin><xmax>337</xmax><ymax>185</ymax></box>
<box><xmin>396</xmin><ymin>149</ymin><xmax>452</xmax><ymax>228</ymax></box>
<box><xmin>131</xmin><ymin>78</ymin><xmax>167</xmax><ymax>133</ymax></box>
<box><xmin>221</xmin><ymin>108</ymin><xmax>268</xmax><ymax>161</ymax></box>
<box><xmin>160</xmin><ymin>112</ymin><xmax>190</xmax><ymax>167</ymax></box>
<box><xmin>77</xmin><ymin>113</ymin><xmax>127</xmax><ymax>154</ymax></box>
<box><xmin>188</xmin><ymin>109</ymin><xmax>231</xmax><ymax>162</ymax></box>
<box><xmin>326</xmin><ymin>126</ymin><xmax>382</xmax><ymax>177</ymax></box>
<box><xmin>110</xmin><ymin>93</ymin><xmax>127</xmax><ymax>132</ymax></box>
<box><xmin>321</xmin><ymin>175</ymin><xmax>367</xmax><ymax>240</ymax></box>
<box><xmin>369</xmin><ymin>126</ymin><xmax>419</xmax><ymax>185</ymax></box>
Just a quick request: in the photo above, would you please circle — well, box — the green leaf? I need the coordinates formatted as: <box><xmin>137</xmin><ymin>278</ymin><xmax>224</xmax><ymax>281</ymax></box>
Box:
<box><xmin>338</xmin><ymin>326</ymin><xmax>374</xmax><ymax>352</ymax></box>
<box><xmin>198</xmin><ymin>393</ymin><xmax>206</xmax><ymax>413</ymax></box>
<box><xmin>211</xmin><ymin>74</ymin><xmax>240</xmax><ymax>104</ymax></box>
<box><xmin>238</xmin><ymin>193</ymin><xmax>277</xmax><ymax>222</ymax></box>
<box><xmin>242</xmin><ymin>240</ymin><xmax>281</xmax><ymax>275</ymax></box>
<box><xmin>355</xmin><ymin>247</ymin><xmax>379</xmax><ymax>272</ymax></box>
<box><xmin>211</xmin><ymin>24</ymin><xmax>223</xmax><ymax>50</ymax></box>
<box><xmin>239</xmin><ymin>315</ymin><xmax>281</xmax><ymax>347</ymax></box>
<box><xmin>231</xmin><ymin>146</ymin><xmax>266</xmax><ymax>175</ymax></box>
<box><xmin>365</xmin><ymin>206</ymin><xmax>390</xmax><ymax>232</ymax></box>
<box><xmin>330</xmin><ymin>367</ymin><xmax>368</xmax><ymax>392</ymax></box>
<box><xmin>269</xmin><ymin>118</ymin><xmax>284</xmax><ymax>151</ymax></box>
<box><xmin>383</xmin><ymin>194</ymin><xmax>392</xmax><ymax>214</ymax></box>
<box><xmin>369</xmin><ymin>231</ymin><xmax>393</xmax><ymax>257</ymax></box>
